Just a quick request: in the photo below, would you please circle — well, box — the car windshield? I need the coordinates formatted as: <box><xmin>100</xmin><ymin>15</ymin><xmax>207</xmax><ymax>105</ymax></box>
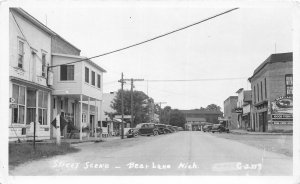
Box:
<box><xmin>135</xmin><ymin>124</ymin><xmax>143</xmax><ymax>128</ymax></box>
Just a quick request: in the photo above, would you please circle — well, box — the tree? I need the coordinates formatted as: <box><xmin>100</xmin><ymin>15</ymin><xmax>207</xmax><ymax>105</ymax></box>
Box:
<box><xmin>160</xmin><ymin>106</ymin><xmax>172</xmax><ymax>124</ymax></box>
<box><xmin>169</xmin><ymin>109</ymin><xmax>186</xmax><ymax>128</ymax></box>
<box><xmin>205</xmin><ymin>104</ymin><xmax>221</xmax><ymax>112</ymax></box>
<box><xmin>110</xmin><ymin>89</ymin><xmax>151</xmax><ymax>127</ymax></box>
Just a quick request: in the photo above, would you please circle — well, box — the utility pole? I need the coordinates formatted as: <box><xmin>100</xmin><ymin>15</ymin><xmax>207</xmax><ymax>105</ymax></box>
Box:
<box><xmin>118</xmin><ymin>73</ymin><xmax>125</xmax><ymax>139</ymax></box>
<box><xmin>123</xmin><ymin>78</ymin><xmax>144</xmax><ymax>128</ymax></box>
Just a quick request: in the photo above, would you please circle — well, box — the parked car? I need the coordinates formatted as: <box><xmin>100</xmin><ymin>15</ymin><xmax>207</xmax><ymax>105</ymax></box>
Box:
<box><xmin>211</xmin><ymin>124</ymin><xmax>229</xmax><ymax>133</ymax></box>
<box><xmin>203</xmin><ymin>125</ymin><xmax>213</xmax><ymax>132</ymax></box>
<box><xmin>125</xmin><ymin>128</ymin><xmax>139</xmax><ymax>138</ymax></box>
<box><xmin>155</xmin><ymin>124</ymin><xmax>170</xmax><ymax>134</ymax></box>
<box><xmin>137</xmin><ymin>123</ymin><xmax>159</xmax><ymax>136</ymax></box>
<box><xmin>166</xmin><ymin>125</ymin><xmax>176</xmax><ymax>133</ymax></box>
<box><xmin>177</xmin><ymin>127</ymin><xmax>184</xmax><ymax>131</ymax></box>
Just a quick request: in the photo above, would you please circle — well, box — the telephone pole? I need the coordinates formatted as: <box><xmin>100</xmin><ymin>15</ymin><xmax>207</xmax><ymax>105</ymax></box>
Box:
<box><xmin>118</xmin><ymin>73</ymin><xmax>125</xmax><ymax>139</ymax></box>
<box><xmin>123</xmin><ymin>78</ymin><xmax>144</xmax><ymax>128</ymax></box>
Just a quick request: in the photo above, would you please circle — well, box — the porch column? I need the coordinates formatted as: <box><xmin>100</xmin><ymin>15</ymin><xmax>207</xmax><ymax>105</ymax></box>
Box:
<box><xmin>100</xmin><ymin>100</ymin><xmax>103</xmax><ymax>138</ymax></box>
<box><xmin>80</xmin><ymin>94</ymin><xmax>83</xmax><ymax>141</ymax></box>
<box><xmin>47</xmin><ymin>92</ymin><xmax>51</xmax><ymax>136</ymax></box>
<box><xmin>88</xmin><ymin>97</ymin><xmax>90</xmax><ymax>137</ymax></box>
<box><xmin>35</xmin><ymin>90</ymin><xmax>39</xmax><ymax>125</ymax></box>
<box><xmin>94</xmin><ymin>99</ymin><xmax>97</xmax><ymax>137</ymax></box>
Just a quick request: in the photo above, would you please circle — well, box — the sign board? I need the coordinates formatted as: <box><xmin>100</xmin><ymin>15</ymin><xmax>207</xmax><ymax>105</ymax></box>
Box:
<box><xmin>271</xmin><ymin>96</ymin><xmax>293</xmax><ymax>122</ymax></box>
<box><xmin>9</xmin><ymin>97</ymin><xmax>15</xmax><ymax>103</ymax></box>
<box><xmin>10</xmin><ymin>103</ymin><xmax>18</xmax><ymax>108</ymax></box>
<box><xmin>234</xmin><ymin>108</ymin><xmax>243</xmax><ymax>114</ymax></box>
<box><xmin>114</xmin><ymin>115</ymin><xmax>131</xmax><ymax>119</ymax></box>
<box><xmin>47</xmin><ymin>70</ymin><xmax>54</xmax><ymax>86</ymax></box>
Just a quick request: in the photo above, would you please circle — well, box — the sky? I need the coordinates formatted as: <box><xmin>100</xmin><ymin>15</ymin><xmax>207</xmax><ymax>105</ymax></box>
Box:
<box><xmin>13</xmin><ymin>1</ymin><xmax>293</xmax><ymax>111</ymax></box>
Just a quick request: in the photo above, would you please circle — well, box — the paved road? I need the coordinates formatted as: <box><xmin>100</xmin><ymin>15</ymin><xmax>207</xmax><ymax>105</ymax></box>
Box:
<box><xmin>10</xmin><ymin>131</ymin><xmax>292</xmax><ymax>176</ymax></box>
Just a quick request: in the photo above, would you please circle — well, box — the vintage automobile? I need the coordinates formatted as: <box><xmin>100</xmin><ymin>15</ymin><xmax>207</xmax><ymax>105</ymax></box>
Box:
<box><xmin>203</xmin><ymin>125</ymin><xmax>213</xmax><ymax>132</ymax></box>
<box><xmin>155</xmin><ymin>124</ymin><xmax>170</xmax><ymax>134</ymax></box>
<box><xmin>166</xmin><ymin>125</ymin><xmax>176</xmax><ymax>133</ymax></box>
<box><xmin>125</xmin><ymin>128</ymin><xmax>139</xmax><ymax>138</ymax></box>
<box><xmin>211</xmin><ymin>124</ymin><xmax>229</xmax><ymax>133</ymax></box>
<box><xmin>137</xmin><ymin>123</ymin><xmax>159</xmax><ymax>136</ymax></box>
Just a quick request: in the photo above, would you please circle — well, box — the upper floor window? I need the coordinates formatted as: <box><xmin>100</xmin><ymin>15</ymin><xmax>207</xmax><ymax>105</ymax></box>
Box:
<box><xmin>286</xmin><ymin>74</ymin><xmax>293</xmax><ymax>96</ymax></box>
<box><xmin>97</xmin><ymin>74</ymin><xmax>101</xmax><ymax>88</ymax></box>
<box><xmin>253</xmin><ymin>86</ymin><xmax>256</xmax><ymax>104</ymax></box>
<box><xmin>257</xmin><ymin>83</ymin><xmax>259</xmax><ymax>102</ymax></box>
<box><xmin>260</xmin><ymin>81</ymin><xmax>263</xmax><ymax>100</ymax></box>
<box><xmin>264</xmin><ymin>78</ymin><xmax>267</xmax><ymax>99</ymax></box>
<box><xmin>18</xmin><ymin>40</ymin><xmax>24</xmax><ymax>69</ymax></box>
<box><xmin>42</xmin><ymin>53</ymin><xmax>46</xmax><ymax>77</ymax></box>
<box><xmin>60</xmin><ymin>65</ymin><xmax>74</xmax><ymax>81</ymax></box>
<box><xmin>91</xmin><ymin>71</ymin><xmax>95</xmax><ymax>86</ymax></box>
<box><xmin>85</xmin><ymin>67</ymin><xmax>89</xmax><ymax>83</ymax></box>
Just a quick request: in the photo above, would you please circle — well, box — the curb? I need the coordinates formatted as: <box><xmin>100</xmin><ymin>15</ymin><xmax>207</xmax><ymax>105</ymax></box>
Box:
<box><xmin>230</xmin><ymin>130</ymin><xmax>293</xmax><ymax>136</ymax></box>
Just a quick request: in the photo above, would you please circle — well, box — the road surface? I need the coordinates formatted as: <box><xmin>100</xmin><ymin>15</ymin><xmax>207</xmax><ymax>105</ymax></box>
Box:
<box><xmin>10</xmin><ymin>131</ymin><xmax>292</xmax><ymax>175</ymax></box>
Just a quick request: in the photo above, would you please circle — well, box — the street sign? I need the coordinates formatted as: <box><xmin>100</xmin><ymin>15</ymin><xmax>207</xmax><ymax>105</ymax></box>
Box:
<box><xmin>115</xmin><ymin>115</ymin><xmax>131</xmax><ymax>119</ymax></box>
<box><xmin>9</xmin><ymin>97</ymin><xmax>15</xmax><ymax>103</ymax></box>
<box><xmin>10</xmin><ymin>103</ymin><xmax>18</xmax><ymax>108</ymax></box>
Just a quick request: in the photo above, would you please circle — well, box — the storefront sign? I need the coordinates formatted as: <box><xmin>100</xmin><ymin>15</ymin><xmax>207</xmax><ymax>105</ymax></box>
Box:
<box><xmin>9</xmin><ymin>97</ymin><xmax>15</xmax><ymax>103</ymax></box>
<box><xmin>271</xmin><ymin>96</ymin><xmax>293</xmax><ymax>122</ymax></box>
<box><xmin>234</xmin><ymin>108</ymin><xmax>243</xmax><ymax>114</ymax></box>
<box><xmin>9</xmin><ymin>103</ymin><xmax>18</xmax><ymax>108</ymax></box>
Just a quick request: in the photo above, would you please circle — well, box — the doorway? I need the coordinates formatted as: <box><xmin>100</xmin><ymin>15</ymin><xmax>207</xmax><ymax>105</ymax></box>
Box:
<box><xmin>90</xmin><ymin>114</ymin><xmax>95</xmax><ymax>136</ymax></box>
<box><xmin>259</xmin><ymin>111</ymin><xmax>267</xmax><ymax>132</ymax></box>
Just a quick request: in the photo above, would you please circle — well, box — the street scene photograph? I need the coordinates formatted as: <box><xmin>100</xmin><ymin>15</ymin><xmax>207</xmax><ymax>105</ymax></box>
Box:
<box><xmin>1</xmin><ymin>0</ymin><xmax>299</xmax><ymax>182</ymax></box>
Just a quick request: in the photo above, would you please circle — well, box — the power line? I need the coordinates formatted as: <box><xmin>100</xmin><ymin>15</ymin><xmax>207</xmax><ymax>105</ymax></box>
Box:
<box><xmin>49</xmin><ymin>7</ymin><xmax>239</xmax><ymax>68</ymax></box>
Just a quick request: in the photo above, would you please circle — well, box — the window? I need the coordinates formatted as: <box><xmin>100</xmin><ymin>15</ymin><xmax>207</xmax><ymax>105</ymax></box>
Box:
<box><xmin>82</xmin><ymin>113</ymin><xmax>87</xmax><ymax>123</ymax></box>
<box><xmin>91</xmin><ymin>71</ymin><xmax>95</xmax><ymax>86</ymax></box>
<box><xmin>85</xmin><ymin>67</ymin><xmax>89</xmax><ymax>83</ymax></box>
<box><xmin>264</xmin><ymin>78</ymin><xmax>267</xmax><ymax>99</ymax></box>
<box><xmin>26</xmin><ymin>89</ymin><xmax>36</xmax><ymax>124</ymax></box>
<box><xmin>53</xmin><ymin>98</ymin><xmax>56</xmax><ymax>109</ymax></box>
<box><xmin>285</xmin><ymin>74</ymin><xmax>293</xmax><ymax>96</ymax></box>
<box><xmin>60</xmin><ymin>65</ymin><xmax>74</xmax><ymax>81</ymax></box>
<box><xmin>38</xmin><ymin>91</ymin><xmax>48</xmax><ymax>125</ymax></box>
<box><xmin>257</xmin><ymin>83</ymin><xmax>259</xmax><ymax>102</ymax></box>
<box><xmin>11</xmin><ymin>84</ymin><xmax>25</xmax><ymax>124</ymax></box>
<box><xmin>260</xmin><ymin>81</ymin><xmax>263</xmax><ymax>100</ymax></box>
<box><xmin>42</xmin><ymin>53</ymin><xmax>46</xmax><ymax>77</ymax></box>
<box><xmin>61</xmin><ymin>100</ymin><xmax>63</xmax><ymax>109</ymax></box>
<box><xmin>253</xmin><ymin>86</ymin><xmax>256</xmax><ymax>104</ymax></box>
<box><xmin>97</xmin><ymin>74</ymin><xmax>101</xmax><ymax>88</ymax></box>
<box><xmin>18</xmin><ymin>40</ymin><xmax>24</xmax><ymax>68</ymax></box>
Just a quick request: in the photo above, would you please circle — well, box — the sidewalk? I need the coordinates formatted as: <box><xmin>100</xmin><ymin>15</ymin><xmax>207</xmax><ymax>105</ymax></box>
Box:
<box><xmin>230</xmin><ymin>129</ymin><xmax>293</xmax><ymax>135</ymax></box>
<box><xmin>43</xmin><ymin>136</ymin><xmax>121</xmax><ymax>144</ymax></box>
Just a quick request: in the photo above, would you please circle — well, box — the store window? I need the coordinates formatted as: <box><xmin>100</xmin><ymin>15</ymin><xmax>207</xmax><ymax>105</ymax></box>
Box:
<box><xmin>18</xmin><ymin>40</ymin><xmax>24</xmax><ymax>69</ymax></box>
<box><xmin>38</xmin><ymin>91</ymin><xmax>48</xmax><ymax>125</ymax></box>
<box><xmin>26</xmin><ymin>89</ymin><xmax>36</xmax><ymax>124</ymax></box>
<box><xmin>60</xmin><ymin>65</ymin><xmax>74</xmax><ymax>81</ymax></box>
<box><xmin>82</xmin><ymin>113</ymin><xmax>87</xmax><ymax>123</ymax></box>
<box><xmin>85</xmin><ymin>67</ymin><xmax>89</xmax><ymax>83</ymax></box>
<box><xmin>285</xmin><ymin>74</ymin><xmax>293</xmax><ymax>96</ymax></box>
<box><xmin>11</xmin><ymin>84</ymin><xmax>25</xmax><ymax>124</ymax></box>
<box><xmin>91</xmin><ymin>71</ymin><xmax>95</xmax><ymax>86</ymax></box>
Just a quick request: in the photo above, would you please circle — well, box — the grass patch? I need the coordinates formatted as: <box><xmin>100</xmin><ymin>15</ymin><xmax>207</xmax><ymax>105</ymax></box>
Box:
<box><xmin>9</xmin><ymin>142</ymin><xmax>80</xmax><ymax>169</ymax></box>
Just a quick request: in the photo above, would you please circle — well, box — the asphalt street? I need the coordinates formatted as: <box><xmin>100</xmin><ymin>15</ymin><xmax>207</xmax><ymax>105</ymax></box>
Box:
<box><xmin>10</xmin><ymin>131</ymin><xmax>292</xmax><ymax>176</ymax></box>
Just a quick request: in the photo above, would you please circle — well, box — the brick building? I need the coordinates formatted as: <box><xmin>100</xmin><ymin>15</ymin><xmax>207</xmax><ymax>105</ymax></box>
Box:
<box><xmin>224</xmin><ymin>96</ymin><xmax>238</xmax><ymax>129</ymax></box>
<box><xmin>248</xmin><ymin>52</ymin><xmax>293</xmax><ymax>132</ymax></box>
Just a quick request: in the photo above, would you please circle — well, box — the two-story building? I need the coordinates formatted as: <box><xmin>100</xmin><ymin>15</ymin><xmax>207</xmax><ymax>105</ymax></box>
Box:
<box><xmin>224</xmin><ymin>96</ymin><xmax>238</xmax><ymax>129</ymax></box>
<box><xmin>9</xmin><ymin>8</ymin><xmax>55</xmax><ymax>141</ymax></box>
<box><xmin>235</xmin><ymin>88</ymin><xmax>252</xmax><ymax>130</ymax></box>
<box><xmin>248</xmin><ymin>52</ymin><xmax>293</xmax><ymax>132</ymax></box>
<box><xmin>51</xmin><ymin>53</ymin><xmax>106</xmax><ymax>140</ymax></box>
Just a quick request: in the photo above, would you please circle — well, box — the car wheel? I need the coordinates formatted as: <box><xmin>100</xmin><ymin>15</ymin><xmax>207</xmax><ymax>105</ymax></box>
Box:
<box><xmin>212</xmin><ymin>131</ymin><xmax>215</xmax><ymax>133</ymax></box>
<box><xmin>153</xmin><ymin>131</ymin><xmax>158</xmax><ymax>136</ymax></box>
<box><xmin>134</xmin><ymin>132</ymin><xmax>138</xmax><ymax>137</ymax></box>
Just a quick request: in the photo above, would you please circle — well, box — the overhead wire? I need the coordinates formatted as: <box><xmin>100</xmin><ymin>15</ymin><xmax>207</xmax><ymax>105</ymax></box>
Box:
<box><xmin>49</xmin><ymin>7</ymin><xmax>239</xmax><ymax>68</ymax></box>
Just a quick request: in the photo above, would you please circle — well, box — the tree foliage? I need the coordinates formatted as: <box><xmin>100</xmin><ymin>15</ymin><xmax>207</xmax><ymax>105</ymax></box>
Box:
<box><xmin>110</xmin><ymin>89</ymin><xmax>151</xmax><ymax>126</ymax></box>
<box><xmin>205</xmin><ymin>104</ymin><xmax>221</xmax><ymax>112</ymax></box>
<box><xmin>169</xmin><ymin>109</ymin><xmax>186</xmax><ymax>128</ymax></box>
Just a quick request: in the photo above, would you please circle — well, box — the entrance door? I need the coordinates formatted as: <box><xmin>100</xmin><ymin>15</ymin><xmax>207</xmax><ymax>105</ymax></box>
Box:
<box><xmin>90</xmin><ymin>115</ymin><xmax>95</xmax><ymax>136</ymax></box>
<box><xmin>262</xmin><ymin>111</ymin><xmax>267</xmax><ymax>132</ymax></box>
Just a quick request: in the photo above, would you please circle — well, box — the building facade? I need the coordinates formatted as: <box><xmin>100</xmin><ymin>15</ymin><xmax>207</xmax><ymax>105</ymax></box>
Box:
<box><xmin>181</xmin><ymin>109</ymin><xmax>223</xmax><ymax>131</ymax></box>
<box><xmin>9</xmin><ymin>8</ymin><xmax>55</xmax><ymax>141</ymax></box>
<box><xmin>235</xmin><ymin>88</ymin><xmax>252</xmax><ymax>130</ymax></box>
<box><xmin>224</xmin><ymin>96</ymin><xmax>238</xmax><ymax>129</ymax></box>
<box><xmin>51</xmin><ymin>53</ymin><xmax>106</xmax><ymax>140</ymax></box>
<box><xmin>248</xmin><ymin>52</ymin><xmax>293</xmax><ymax>132</ymax></box>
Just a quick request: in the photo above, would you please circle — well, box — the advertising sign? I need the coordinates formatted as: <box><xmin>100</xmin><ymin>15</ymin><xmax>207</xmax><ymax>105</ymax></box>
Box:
<box><xmin>271</xmin><ymin>96</ymin><xmax>293</xmax><ymax>123</ymax></box>
<box><xmin>234</xmin><ymin>108</ymin><xmax>243</xmax><ymax>114</ymax></box>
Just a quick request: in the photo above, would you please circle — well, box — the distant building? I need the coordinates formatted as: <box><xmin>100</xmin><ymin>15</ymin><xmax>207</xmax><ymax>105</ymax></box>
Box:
<box><xmin>235</xmin><ymin>88</ymin><xmax>252</xmax><ymax>130</ymax></box>
<box><xmin>180</xmin><ymin>109</ymin><xmax>223</xmax><ymax>131</ymax></box>
<box><xmin>248</xmin><ymin>52</ymin><xmax>293</xmax><ymax>132</ymax></box>
<box><xmin>224</xmin><ymin>96</ymin><xmax>238</xmax><ymax>129</ymax></box>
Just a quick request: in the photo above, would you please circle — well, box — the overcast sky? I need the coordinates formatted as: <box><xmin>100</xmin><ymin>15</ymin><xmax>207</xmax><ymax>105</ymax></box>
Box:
<box><xmin>17</xmin><ymin>1</ymin><xmax>293</xmax><ymax>111</ymax></box>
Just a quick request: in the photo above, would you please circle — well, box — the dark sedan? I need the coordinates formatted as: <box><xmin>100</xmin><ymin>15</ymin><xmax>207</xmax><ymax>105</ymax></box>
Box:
<box><xmin>211</xmin><ymin>124</ymin><xmax>229</xmax><ymax>133</ymax></box>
